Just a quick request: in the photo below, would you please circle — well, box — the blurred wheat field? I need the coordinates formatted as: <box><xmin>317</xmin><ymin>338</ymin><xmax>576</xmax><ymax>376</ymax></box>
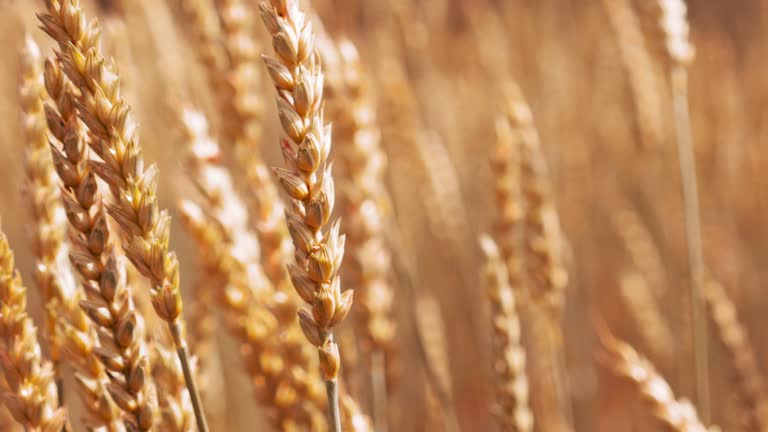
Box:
<box><xmin>0</xmin><ymin>0</ymin><xmax>767</xmax><ymax>431</ymax></box>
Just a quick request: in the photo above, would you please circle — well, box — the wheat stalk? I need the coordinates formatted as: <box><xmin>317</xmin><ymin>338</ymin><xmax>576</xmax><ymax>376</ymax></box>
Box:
<box><xmin>38</xmin><ymin>2</ymin><xmax>208</xmax><ymax>430</ymax></box>
<box><xmin>636</xmin><ymin>0</ymin><xmax>708</xmax><ymax>419</ymax></box>
<box><xmin>597</xmin><ymin>326</ymin><xmax>716</xmax><ymax>431</ymax></box>
<box><xmin>480</xmin><ymin>235</ymin><xmax>533</xmax><ymax>432</ymax></box>
<box><xmin>257</xmin><ymin>1</ymin><xmax>356</xmax><ymax>430</ymax></box>
<box><xmin>0</xmin><ymin>228</ymin><xmax>67</xmax><ymax>431</ymax></box>
<box><xmin>42</xmin><ymin>54</ymin><xmax>159</xmax><ymax>430</ymax></box>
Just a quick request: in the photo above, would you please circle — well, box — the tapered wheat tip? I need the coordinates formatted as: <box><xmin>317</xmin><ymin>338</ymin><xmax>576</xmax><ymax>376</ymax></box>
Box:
<box><xmin>480</xmin><ymin>235</ymin><xmax>534</xmax><ymax>432</ymax></box>
<box><xmin>0</xmin><ymin>229</ymin><xmax>67</xmax><ymax>431</ymax></box>
<box><xmin>42</xmin><ymin>55</ymin><xmax>157</xmax><ymax>431</ymax></box>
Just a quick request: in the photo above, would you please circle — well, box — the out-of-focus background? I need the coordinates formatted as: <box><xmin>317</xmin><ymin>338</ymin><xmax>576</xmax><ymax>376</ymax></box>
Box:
<box><xmin>2</xmin><ymin>0</ymin><xmax>768</xmax><ymax>431</ymax></box>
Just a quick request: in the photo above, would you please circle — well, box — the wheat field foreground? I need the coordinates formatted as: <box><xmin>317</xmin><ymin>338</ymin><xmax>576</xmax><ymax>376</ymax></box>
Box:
<box><xmin>0</xmin><ymin>0</ymin><xmax>764</xmax><ymax>431</ymax></box>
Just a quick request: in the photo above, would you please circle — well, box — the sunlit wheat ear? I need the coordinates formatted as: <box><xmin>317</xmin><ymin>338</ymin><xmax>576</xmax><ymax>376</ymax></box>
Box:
<box><xmin>22</xmin><ymin>36</ymin><xmax>125</xmax><ymax>430</ymax></box>
<box><xmin>38</xmin><ymin>1</ymin><xmax>208</xmax><ymax>430</ymax></box>
<box><xmin>43</xmin><ymin>55</ymin><xmax>158</xmax><ymax>430</ymax></box>
<box><xmin>597</xmin><ymin>326</ymin><xmax>716</xmax><ymax>432</ymax></box>
<box><xmin>480</xmin><ymin>235</ymin><xmax>534</xmax><ymax>432</ymax></box>
<box><xmin>257</xmin><ymin>1</ymin><xmax>353</xmax><ymax>430</ymax></box>
<box><xmin>0</xmin><ymin>229</ymin><xmax>67</xmax><ymax>431</ymax></box>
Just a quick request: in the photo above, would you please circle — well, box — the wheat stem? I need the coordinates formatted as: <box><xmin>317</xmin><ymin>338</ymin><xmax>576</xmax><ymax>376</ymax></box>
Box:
<box><xmin>171</xmin><ymin>322</ymin><xmax>208</xmax><ymax>432</ymax></box>
<box><xmin>670</xmin><ymin>65</ymin><xmax>709</xmax><ymax>423</ymax></box>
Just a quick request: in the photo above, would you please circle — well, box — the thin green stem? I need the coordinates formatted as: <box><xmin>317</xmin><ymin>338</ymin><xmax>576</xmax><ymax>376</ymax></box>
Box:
<box><xmin>671</xmin><ymin>65</ymin><xmax>710</xmax><ymax>423</ymax></box>
<box><xmin>171</xmin><ymin>321</ymin><xmax>210</xmax><ymax>432</ymax></box>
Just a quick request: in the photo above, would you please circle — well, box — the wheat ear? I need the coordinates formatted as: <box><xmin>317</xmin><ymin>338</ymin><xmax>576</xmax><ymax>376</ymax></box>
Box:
<box><xmin>42</xmin><ymin>55</ymin><xmax>159</xmax><ymax>430</ymax></box>
<box><xmin>597</xmin><ymin>326</ymin><xmax>715</xmax><ymax>431</ymax></box>
<box><xmin>703</xmin><ymin>278</ymin><xmax>768</xmax><ymax>430</ymax></box>
<box><xmin>23</xmin><ymin>36</ymin><xmax>127</xmax><ymax>431</ymax></box>
<box><xmin>258</xmin><ymin>1</ymin><xmax>355</xmax><ymax>430</ymax></box>
<box><xmin>480</xmin><ymin>235</ymin><xmax>534</xmax><ymax>432</ymax></box>
<box><xmin>601</xmin><ymin>0</ymin><xmax>665</xmax><ymax>150</ymax></box>
<box><xmin>0</xmin><ymin>229</ymin><xmax>67</xmax><ymax>431</ymax></box>
<box><xmin>38</xmin><ymin>2</ymin><xmax>208</xmax><ymax>430</ymax></box>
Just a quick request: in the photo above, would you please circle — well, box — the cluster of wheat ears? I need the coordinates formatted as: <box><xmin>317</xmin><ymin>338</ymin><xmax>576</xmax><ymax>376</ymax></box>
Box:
<box><xmin>0</xmin><ymin>0</ymin><xmax>765</xmax><ymax>430</ymax></box>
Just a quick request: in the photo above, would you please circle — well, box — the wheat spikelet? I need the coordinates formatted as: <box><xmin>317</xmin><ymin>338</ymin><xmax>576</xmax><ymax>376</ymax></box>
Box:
<box><xmin>479</xmin><ymin>235</ymin><xmax>533</xmax><ymax>432</ymax></box>
<box><xmin>0</xmin><ymin>229</ymin><xmax>67</xmax><ymax>431</ymax></box>
<box><xmin>257</xmin><ymin>1</ymin><xmax>355</xmax><ymax>428</ymax></box>
<box><xmin>634</xmin><ymin>0</ymin><xmax>695</xmax><ymax>67</ymax></box>
<box><xmin>38</xmin><ymin>2</ymin><xmax>207</xmax><ymax>429</ymax></box>
<box><xmin>597</xmin><ymin>328</ymin><xmax>716</xmax><ymax>431</ymax></box>
<box><xmin>601</xmin><ymin>0</ymin><xmax>666</xmax><ymax>150</ymax></box>
<box><xmin>22</xmin><ymin>36</ymin><xmax>128</xmax><ymax>431</ymax></box>
<box><xmin>42</xmin><ymin>55</ymin><xmax>158</xmax><ymax>430</ymax></box>
<box><xmin>703</xmin><ymin>278</ymin><xmax>768</xmax><ymax>431</ymax></box>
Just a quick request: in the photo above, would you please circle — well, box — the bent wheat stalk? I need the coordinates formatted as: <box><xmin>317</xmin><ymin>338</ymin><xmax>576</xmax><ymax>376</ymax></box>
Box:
<box><xmin>38</xmin><ymin>1</ymin><xmax>208</xmax><ymax>430</ymax></box>
<box><xmin>258</xmin><ymin>1</ymin><xmax>354</xmax><ymax>430</ymax></box>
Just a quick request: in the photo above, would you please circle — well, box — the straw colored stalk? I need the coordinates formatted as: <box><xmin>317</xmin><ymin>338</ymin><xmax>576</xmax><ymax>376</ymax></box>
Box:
<box><xmin>479</xmin><ymin>235</ymin><xmax>533</xmax><ymax>432</ymax></box>
<box><xmin>38</xmin><ymin>2</ymin><xmax>208</xmax><ymax>430</ymax></box>
<box><xmin>42</xmin><ymin>56</ymin><xmax>158</xmax><ymax>431</ymax></box>
<box><xmin>703</xmin><ymin>278</ymin><xmax>768</xmax><ymax>431</ymax></box>
<box><xmin>0</xmin><ymin>229</ymin><xmax>67</xmax><ymax>431</ymax></box>
<box><xmin>23</xmin><ymin>37</ymin><xmax>126</xmax><ymax>430</ymax></box>
<box><xmin>637</xmin><ymin>0</ymin><xmax>707</xmax><ymax>419</ymax></box>
<box><xmin>258</xmin><ymin>1</ymin><xmax>355</xmax><ymax>429</ymax></box>
<box><xmin>598</xmin><ymin>329</ymin><xmax>715</xmax><ymax>431</ymax></box>
<box><xmin>601</xmin><ymin>0</ymin><xmax>665</xmax><ymax>150</ymax></box>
